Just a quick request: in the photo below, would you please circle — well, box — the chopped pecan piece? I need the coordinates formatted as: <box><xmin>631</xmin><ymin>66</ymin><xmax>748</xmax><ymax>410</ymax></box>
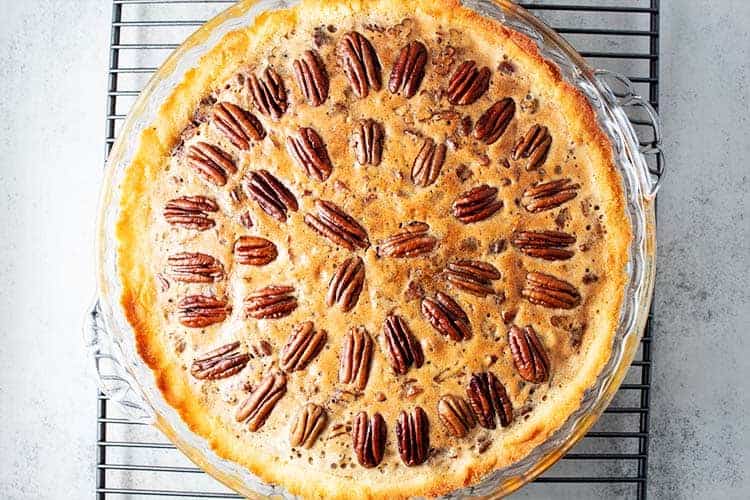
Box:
<box><xmin>326</xmin><ymin>256</ymin><xmax>365</xmax><ymax>312</ymax></box>
<box><xmin>190</xmin><ymin>341</ymin><xmax>249</xmax><ymax>380</ymax></box>
<box><xmin>178</xmin><ymin>295</ymin><xmax>230</xmax><ymax>328</ymax></box>
<box><xmin>522</xmin><ymin>178</ymin><xmax>580</xmax><ymax>213</ymax></box>
<box><xmin>396</xmin><ymin>407</ymin><xmax>429</xmax><ymax>466</ymax></box>
<box><xmin>212</xmin><ymin>102</ymin><xmax>265</xmax><ymax>150</ymax></box>
<box><xmin>167</xmin><ymin>252</ymin><xmax>224</xmax><ymax>283</ymax></box>
<box><xmin>442</xmin><ymin>259</ymin><xmax>501</xmax><ymax>297</ymax></box>
<box><xmin>383</xmin><ymin>314</ymin><xmax>424</xmax><ymax>375</ymax></box>
<box><xmin>452</xmin><ymin>184</ymin><xmax>502</xmax><ymax>223</ymax></box>
<box><xmin>279</xmin><ymin>321</ymin><xmax>327</xmax><ymax>372</ymax></box>
<box><xmin>466</xmin><ymin>372</ymin><xmax>513</xmax><ymax>429</ymax></box>
<box><xmin>186</xmin><ymin>142</ymin><xmax>236</xmax><ymax>186</ymax></box>
<box><xmin>293</xmin><ymin>49</ymin><xmax>329</xmax><ymax>106</ymax></box>
<box><xmin>164</xmin><ymin>196</ymin><xmax>218</xmax><ymax>231</ymax></box>
<box><xmin>446</xmin><ymin>60</ymin><xmax>491</xmax><ymax>105</ymax></box>
<box><xmin>421</xmin><ymin>292</ymin><xmax>471</xmax><ymax>341</ymax></box>
<box><xmin>352</xmin><ymin>411</ymin><xmax>386</xmax><ymax>468</ymax></box>
<box><xmin>509</xmin><ymin>325</ymin><xmax>550</xmax><ymax>383</ymax></box>
<box><xmin>522</xmin><ymin>272</ymin><xmax>581</xmax><ymax>309</ymax></box>
<box><xmin>290</xmin><ymin>402</ymin><xmax>327</xmax><ymax>449</ymax></box>
<box><xmin>339</xmin><ymin>326</ymin><xmax>374</xmax><ymax>390</ymax></box>
<box><xmin>437</xmin><ymin>394</ymin><xmax>476</xmax><ymax>438</ymax></box>
<box><xmin>352</xmin><ymin>119</ymin><xmax>384</xmax><ymax>166</ymax></box>
<box><xmin>512</xmin><ymin>124</ymin><xmax>552</xmax><ymax>170</ymax></box>
<box><xmin>473</xmin><ymin>98</ymin><xmax>515</xmax><ymax>144</ymax></box>
<box><xmin>286</xmin><ymin>127</ymin><xmax>333</xmax><ymax>181</ymax></box>
<box><xmin>337</xmin><ymin>31</ymin><xmax>381</xmax><ymax>98</ymax></box>
<box><xmin>247</xmin><ymin>67</ymin><xmax>287</xmax><ymax>120</ymax></box>
<box><xmin>243</xmin><ymin>169</ymin><xmax>298</xmax><ymax>222</ymax></box>
<box><xmin>511</xmin><ymin>230</ymin><xmax>575</xmax><ymax>260</ymax></box>
<box><xmin>244</xmin><ymin>285</ymin><xmax>297</xmax><ymax>319</ymax></box>
<box><xmin>377</xmin><ymin>222</ymin><xmax>437</xmax><ymax>258</ymax></box>
<box><xmin>411</xmin><ymin>138</ymin><xmax>447</xmax><ymax>187</ymax></box>
<box><xmin>388</xmin><ymin>40</ymin><xmax>428</xmax><ymax>98</ymax></box>
<box><xmin>233</xmin><ymin>236</ymin><xmax>278</xmax><ymax>266</ymax></box>
<box><xmin>236</xmin><ymin>372</ymin><xmax>286</xmax><ymax>431</ymax></box>
<box><xmin>304</xmin><ymin>199</ymin><xmax>370</xmax><ymax>250</ymax></box>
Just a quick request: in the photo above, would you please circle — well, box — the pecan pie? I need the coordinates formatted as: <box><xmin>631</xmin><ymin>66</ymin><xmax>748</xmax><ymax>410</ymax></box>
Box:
<box><xmin>115</xmin><ymin>0</ymin><xmax>631</xmax><ymax>497</ymax></box>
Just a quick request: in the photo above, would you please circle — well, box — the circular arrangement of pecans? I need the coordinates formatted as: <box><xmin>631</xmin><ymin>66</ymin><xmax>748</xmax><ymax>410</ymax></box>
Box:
<box><xmin>163</xmin><ymin>25</ymin><xmax>588</xmax><ymax>470</ymax></box>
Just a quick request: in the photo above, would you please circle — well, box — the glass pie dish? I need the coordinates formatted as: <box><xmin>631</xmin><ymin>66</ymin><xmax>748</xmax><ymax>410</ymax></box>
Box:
<box><xmin>84</xmin><ymin>0</ymin><xmax>664</xmax><ymax>497</ymax></box>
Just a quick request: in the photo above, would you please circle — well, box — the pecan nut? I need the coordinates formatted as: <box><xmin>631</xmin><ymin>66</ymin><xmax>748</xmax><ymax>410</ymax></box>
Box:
<box><xmin>452</xmin><ymin>184</ymin><xmax>502</xmax><ymax>223</ymax></box>
<box><xmin>442</xmin><ymin>259</ymin><xmax>501</xmax><ymax>297</ymax></box>
<box><xmin>509</xmin><ymin>325</ymin><xmax>550</xmax><ymax>383</ymax></box>
<box><xmin>446</xmin><ymin>60</ymin><xmax>491</xmax><ymax>105</ymax></box>
<box><xmin>244</xmin><ymin>285</ymin><xmax>298</xmax><ymax>319</ymax></box>
<box><xmin>186</xmin><ymin>142</ymin><xmax>236</xmax><ymax>186</ymax></box>
<box><xmin>522</xmin><ymin>178</ymin><xmax>580</xmax><ymax>213</ymax></box>
<box><xmin>512</xmin><ymin>124</ymin><xmax>552</xmax><ymax>170</ymax></box>
<box><xmin>164</xmin><ymin>196</ymin><xmax>218</xmax><ymax>231</ymax></box>
<box><xmin>352</xmin><ymin>119</ymin><xmax>385</xmax><ymax>166</ymax></box>
<box><xmin>236</xmin><ymin>372</ymin><xmax>286</xmax><ymax>431</ymax></box>
<box><xmin>421</xmin><ymin>292</ymin><xmax>471</xmax><ymax>341</ymax></box>
<box><xmin>279</xmin><ymin>321</ymin><xmax>327</xmax><ymax>372</ymax></box>
<box><xmin>466</xmin><ymin>372</ymin><xmax>513</xmax><ymax>429</ymax></box>
<box><xmin>243</xmin><ymin>169</ymin><xmax>299</xmax><ymax>222</ymax></box>
<box><xmin>522</xmin><ymin>272</ymin><xmax>581</xmax><ymax>309</ymax></box>
<box><xmin>248</xmin><ymin>67</ymin><xmax>287</xmax><ymax>120</ymax></box>
<box><xmin>337</xmin><ymin>31</ymin><xmax>381</xmax><ymax>98</ymax></box>
<box><xmin>377</xmin><ymin>222</ymin><xmax>437</xmax><ymax>258</ymax></box>
<box><xmin>383</xmin><ymin>314</ymin><xmax>424</xmax><ymax>375</ymax></box>
<box><xmin>304</xmin><ymin>199</ymin><xmax>370</xmax><ymax>250</ymax></box>
<box><xmin>339</xmin><ymin>326</ymin><xmax>374</xmax><ymax>391</ymax></box>
<box><xmin>234</xmin><ymin>236</ymin><xmax>278</xmax><ymax>266</ymax></box>
<box><xmin>396</xmin><ymin>407</ymin><xmax>429</xmax><ymax>466</ymax></box>
<box><xmin>389</xmin><ymin>40</ymin><xmax>428</xmax><ymax>98</ymax></box>
<box><xmin>326</xmin><ymin>256</ymin><xmax>365</xmax><ymax>312</ymax></box>
<box><xmin>212</xmin><ymin>102</ymin><xmax>265</xmax><ymax>150</ymax></box>
<box><xmin>473</xmin><ymin>98</ymin><xmax>515</xmax><ymax>144</ymax></box>
<box><xmin>511</xmin><ymin>230</ymin><xmax>575</xmax><ymax>260</ymax></box>
<box><xmin>352</xmin><ymin>411</ymin><xmax>386</xmax><ymax>468</ymax></box>
<box><xmin>286</xmin><ymin>127</ymin><xmax>333</xmax><ymax>181</ymax></box>
<box><xmin>167</xmin><ymin>252</ymin><xmax>224</xmax><ymax>283</ymax></box>
<box><xmin>293</xmin><ymin>49</ymin><xmax>329</xmax><ymax>106</ymax></box>
<box><xmin>411</xmin><ymin>138</ymin><xmax>447</xmax><ymax>187</ymax></box>
<box><xmin>290</xmin><ymin>402</ymin><xmax>327</xmax><ymax>449</ymax></box>
<box><xmin>437</xmin><ymin>394</ymin><xmax>476</xmax><ymax>438</ymax></box>
<box><xmin>190</xmin><ymin>341</ymin><xmax>249</xmax><ymax>380</ymax></box>
<box><xmin>178</xmin><ymin>295</ymin><xmax>230</xmax><ymax>328</ymax></box>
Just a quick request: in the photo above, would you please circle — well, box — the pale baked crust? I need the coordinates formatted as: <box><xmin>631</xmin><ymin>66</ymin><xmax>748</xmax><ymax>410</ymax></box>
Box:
<box><xmin>114</xmin><ymin>0</ymin><xmax>631</xmax><ymax>498</ymax></box>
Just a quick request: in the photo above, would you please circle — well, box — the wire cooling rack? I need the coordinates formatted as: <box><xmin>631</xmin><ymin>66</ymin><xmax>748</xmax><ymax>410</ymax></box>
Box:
<box><xmin>97</xmin><ymin>1</ymin><xmax>659</xmax><ymax>498</ymax></box>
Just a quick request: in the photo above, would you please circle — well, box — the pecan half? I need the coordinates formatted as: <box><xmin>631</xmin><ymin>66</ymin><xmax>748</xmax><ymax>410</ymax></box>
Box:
<box><xmin>339</xmin><ymin>326</ymin><xmax>374</xmax><ymax>391</ymax></box>
<box><xmin>466</xmin><ymin>372</ymin><xmax>513</xmax><ymax>429</ymax></box>
<box><xmin>326</xmin><ymin>256</ymin><xmax>365</xmax><ymax>312</ymax></box>
<box><xmin>352</xmin><ymin>411</ymin><xmax>386</xmax><ymax>468</ymax></box>
<box><xmin>512</xmin><ymin>124</ymin><xmax>552</xmax><ymax>170</ymax></box>
<box><xmin>377</xmin><ymin>222</ymin><xmax>437</xmax><ymax>258</ymax></box>
<box><xmin>293</xmin><ymin>50</ymin><xmax>329</xmax><ymax>106</ymax></box>
<box><xmin>304</xmin><ymin>199</ymin><xmax>369</xmax><ymax>250</ymax></box>
<box><xmin>244</xmin><ymin>285</ymin><xmax>297</xmax><ymax>319</ymax></box>
<box><xmin>248</xmin><ymin>67</ymin><xmax>287</xmax><ymax>120</ymax></box>
<box><xmin>511</xmin><ymin>230</ymin><xmax>575</xmax><ymax>260</ymax></box>
<box><xmin>190</xmin><ymin>341</ymin><xmax>249</xmax><ymax>380</ymax></box>
<box><xmin>212</xmin><ymin>102</ymin><xmax>265</xmax><ymax>150</ymax></box>
<box><xmin>290</xmin><ymin>403</ymin><xmax>327</xmax><ymax>449</ymax></box>
<box><xmin>186</xmin><ymin>142</ymin><xmax>236</xmax><ymax>186</ymax></box>
<box><xmin>279</xmin><ymin>321</ymin><xmax>327</xmax><ymax>372</ymax></box>
<box><xmin>442</xmin><ymin>259</ymin><xmax>501</xmax><ymax>297</ymax></box>
<box><xmin>437</xmin><ymin>394</ymin><xmax>476</xmax><ymax>438</ymax></box>
<box><xmin>178</xmin><ymin>295</ymin><xmax>230</xmax><ymax>328</ymax></box>
<box><xmin>396</xmin><ymin>407</ymin><xmax>429</xmax><ymax>466</ymax></box>
<box><xmin>389</xmin><ymin>40</ymin><xmax>428</xmax><ymax>98</ymax></box>
<box><xmin>446</xmin><ymin>60</ymin><xmax>491</xmax><ymax>105</ymax></box>
<box><xmin>352</xmin><ymin>119</ymin><xmax>384</xmax><ymax>166</ymax></box>
<box><xmin>236</xmin><ymin>372</ymin><xmax>286</xmax><ymax>431</ymax></box>
<box><xmin>286</xmin><ymin>127</ymin><xmax>333</xmax><ymax>181</ymax></box>
<box><xmin>421</xmin><ymin>292</ymin><xmax>471</xmax><ymax>341</ymax></box>
<box><xmin>167</xmin><ymin>252</ymin><xmax>224</xmax><ymax>283</ymax></box>
<box><xmin>233</xmin><ymin>236</ymin><xmax>278</xmax><ymax>266</ymax></box>
<box><xmin>452</xmin><ymin>184</ymin><xmax>502</xmax><ymax>223</ymax></box>
<box><xmin>411</xmin><ymin>138</ymin><xmax>447</xmax><ymax>187</ymax></box>
<box><xmin>522</xmin><ymin>272</ymin><xmax>581</xmax><ymax>309</ymax></box>
<box><xmin>243</xmin><ymin>169</ymin><xmax>298</xmax><ymax>222</ymax></box>
<box><xmin>164</xmin><ymin>196</ymin><xmax>218</xmax><ymax>231</ymax></box>
<box><xmin>509</xmin><ymin>325</ymin><xmax>550</xmax><ymax>383</ymax></box>
<box><xmin>337</xmin><ymin>31</ymin><xmax>381</xmax><ymax>98</ymax></box>
<box><xmin>473</xmin><ymin>98</ymin><xmax>515</xmax><ymax>144</ymax></box>
<box><xmin>383</xmin><ymin>314</ymin><xmax>424</xmax><ymax>375</ymax></box>
<box><xmin>522</xmin><ymin>178</ymin><xmax>580</xmax><ymax>213</ymax></box>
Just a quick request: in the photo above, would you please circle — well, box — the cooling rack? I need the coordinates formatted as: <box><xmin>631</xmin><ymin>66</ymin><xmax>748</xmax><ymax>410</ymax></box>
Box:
<box><xmin>97</xmin><ymin>1</ymin><xmax>659</xmax><ymax>498</ymax></box>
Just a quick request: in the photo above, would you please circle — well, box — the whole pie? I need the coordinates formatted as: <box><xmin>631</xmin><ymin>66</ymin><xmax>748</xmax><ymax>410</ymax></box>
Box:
<box><xmin>115</xmin><ymin>0</ymin><xmax>631</xmax><ymax>497</ymax></box>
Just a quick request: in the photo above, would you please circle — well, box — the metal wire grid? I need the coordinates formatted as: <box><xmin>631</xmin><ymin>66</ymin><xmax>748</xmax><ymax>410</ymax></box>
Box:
<box><xmin>97</xmin><ymin>1</ymin><xmax>659</xmax><ymax>498</ymax></box>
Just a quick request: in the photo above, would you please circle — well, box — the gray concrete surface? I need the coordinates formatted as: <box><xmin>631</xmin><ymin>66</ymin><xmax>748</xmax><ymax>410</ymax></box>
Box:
<box><xmin>0</xmin><ymin>0</ymin><xmax>747</xmax><ymax>499</ymax></box>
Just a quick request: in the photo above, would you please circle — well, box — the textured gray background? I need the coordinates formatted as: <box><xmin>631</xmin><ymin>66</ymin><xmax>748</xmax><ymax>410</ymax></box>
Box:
<box><xmin>0</xmin><ymin>0</ymin><xmax>748</xmax><ymax>499</ymax></box>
